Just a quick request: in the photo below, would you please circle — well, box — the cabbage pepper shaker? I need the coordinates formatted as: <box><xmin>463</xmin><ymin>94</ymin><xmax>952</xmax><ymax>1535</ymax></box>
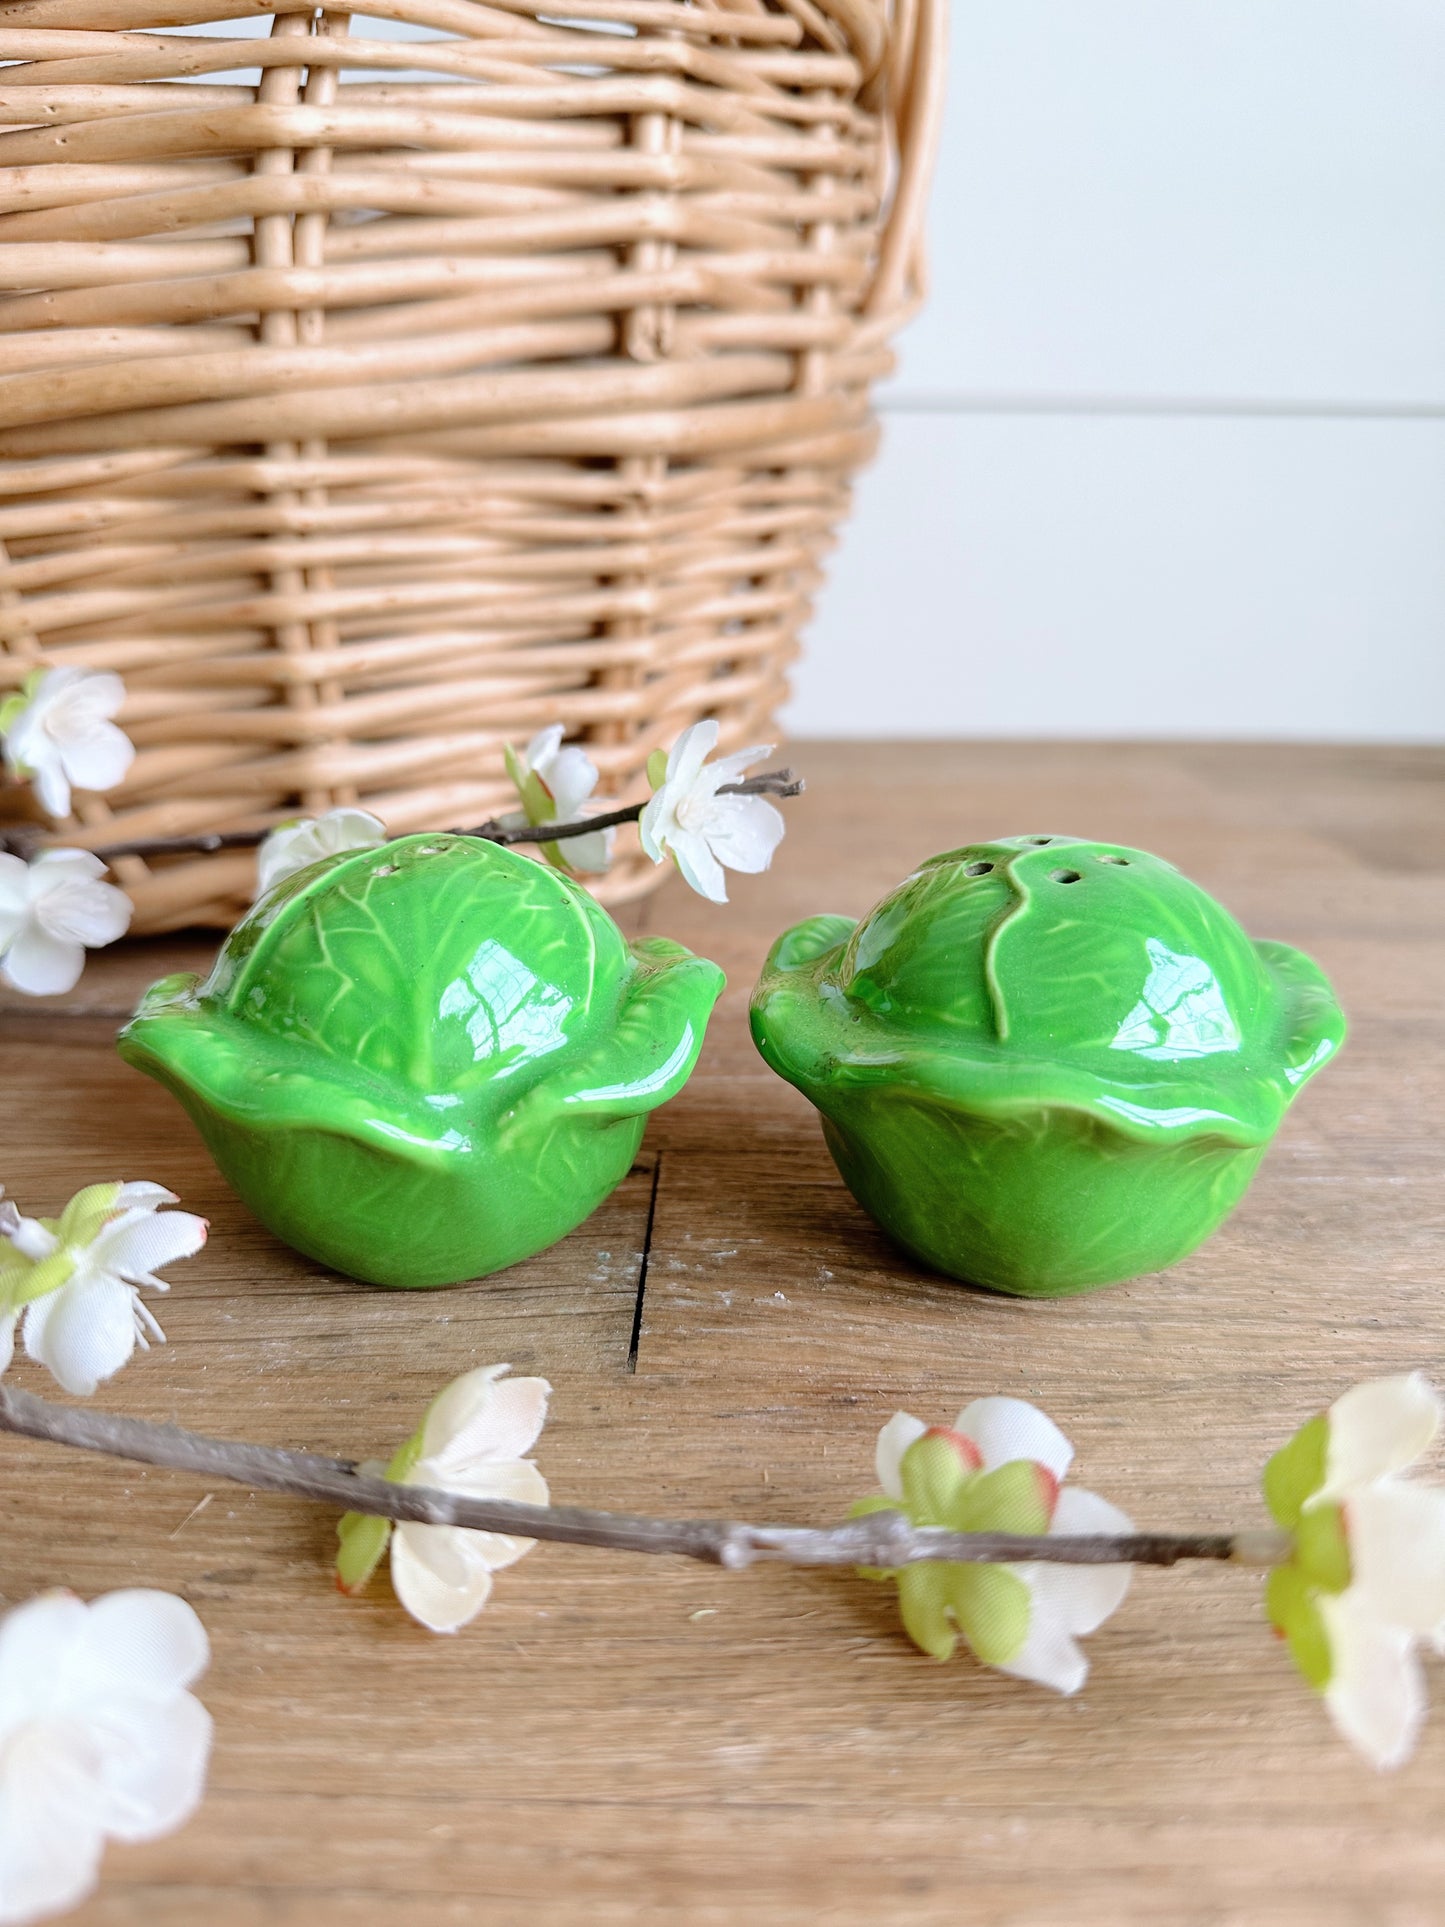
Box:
<box><xmin>750</xmin><ymin>836</ymin><xmax>1344</xmax><ymax>1297</ymax></box>
<box><xmin>120</xmin><ymin>835</ymin><xmax>724</xmax><ymax>1288</ymax></box>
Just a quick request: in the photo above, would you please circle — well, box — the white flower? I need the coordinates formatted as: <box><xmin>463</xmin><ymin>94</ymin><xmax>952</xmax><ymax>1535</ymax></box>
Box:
<box><xmin>0</xmin><ymin>849</ymin><xmax>131</xmax><ymax>997</ymax></box>
<box><xmin>638</xmin><ymin>719</ymin><xmax>784</xmax><ymax>903</ymax></box>
<box><xmin>0</xmin><ymin>1588</ymin><xmax>211</xmax><ymax>1925</ymax></box>
<box><xmin>0</xmin><ymin>1182</ymin><xmax>207</xmax><ymax>1397</ymax></box>
<box><xmin>1265</xmin><ymin>1372</ymin><xmax>1445</xmax><ymax>1770</ymax></box>
<box><xmin>255</xmin><ymin>807</ymin><xmax>387</xmax><ymax>898</ymax></box>
<box><xmin>337</xmin><ymin>1363</ymin><xmax>550</xmax><ymax>1633</ymax></box>
<box><xmin>0</xmin><ymin>667</ymin><xmax>134</xmax><ymax>822</ymax></box>
<box><xmin>871</xmin><ymin>1397</ymin><xmax>1134</xmax><ymax>1694</ymax></box>
<box><xmin>502</xmin><ymin>725</ymin><xmax>613</xmax><ymax>876</ymax></box>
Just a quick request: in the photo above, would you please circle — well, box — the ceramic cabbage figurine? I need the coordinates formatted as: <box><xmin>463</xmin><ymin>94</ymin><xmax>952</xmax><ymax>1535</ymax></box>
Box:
<box><xmin>119</xmin><ymin>835</ymin><xmax>724</xmax><ymax>1287</ymax></box>
<box><xmin>750</xmin><ymin>835</ymin><xmax>1344</xmax><ymax>1297</ymax></box>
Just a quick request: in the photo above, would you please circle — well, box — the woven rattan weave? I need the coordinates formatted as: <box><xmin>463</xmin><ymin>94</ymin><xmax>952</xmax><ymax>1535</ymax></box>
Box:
<box><xmin>0</xmin><ymin>0</ymin><xmax>942</xmax><ymax>930</ymax></box>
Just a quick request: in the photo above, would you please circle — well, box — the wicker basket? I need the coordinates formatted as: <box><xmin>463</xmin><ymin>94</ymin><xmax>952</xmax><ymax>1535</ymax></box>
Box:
<box><xmin>0</xmin><ymin>0</ymin><xmax>943</xmax><ymax>931</ymax></box>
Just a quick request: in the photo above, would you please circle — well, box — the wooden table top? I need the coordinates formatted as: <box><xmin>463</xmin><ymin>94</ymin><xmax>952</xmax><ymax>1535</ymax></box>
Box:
<box><xmin>3</xmin><ymin>741</ymin><xmax>1442</xmax><ymax>1927</ymax></box>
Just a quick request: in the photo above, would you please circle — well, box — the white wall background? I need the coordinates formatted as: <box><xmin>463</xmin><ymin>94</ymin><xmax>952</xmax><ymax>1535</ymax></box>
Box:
<box><xmin>787</xmin><ymin>0</ymin><xmax>1445</xmax><ymax>740</ymax></box>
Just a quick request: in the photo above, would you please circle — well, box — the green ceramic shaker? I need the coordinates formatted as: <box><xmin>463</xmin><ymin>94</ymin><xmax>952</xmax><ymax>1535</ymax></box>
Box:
<box><xmin>750</xmin><ymin>835</ymin><xmax>1344</xmax><ymax>1297</ymax></box>
<box><xmin>120</xmin><ymin>834</ymin><xmax>725</xmax><ymax>1287</ymax></box>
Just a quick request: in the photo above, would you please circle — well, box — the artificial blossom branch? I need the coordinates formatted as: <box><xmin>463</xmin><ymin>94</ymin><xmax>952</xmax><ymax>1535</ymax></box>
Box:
<box><xmin>469</xmin><ymin>769</ymin><xmax>803</xmax><ymax>848</ymax></box>
<box><xmin>0</xmin><ymin>771</ymin><xmax>804</xmax><ymax>868</ymax></box>
<box><xmin>0</xmin><ymin>1385</ymin><xmax>1286</xmax><ymax>1573</ymax></box>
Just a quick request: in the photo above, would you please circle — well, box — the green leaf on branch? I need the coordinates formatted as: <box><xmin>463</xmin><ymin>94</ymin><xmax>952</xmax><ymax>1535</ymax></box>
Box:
<box><xmin>1294</xmin><ymin>1501</ymin><xmax>1350</xmax><ymax>1595</ymax></box>
<box><xmin>956</xmin><ymin>1460</ymin><xmax>1055</xmax><ymax>1538</ymax></box>
<box><xmin>945</xmin><ymin>1563</ymin><xmax>1032</xmax><ymax>1669</ymax></box>
<box><xmin>897</xmin><ymin>1565</ymin><xmax>958</xmax><ymax>1661</ymax></box>
<box><xmin>1266</xmin><ymin>1562</ymin><xmax>1333</xmax><ymax>1690</ymax></box>
<box><xmin>1263</xmin><ymin>1413</ymin><xmax>1329</xmax><ymax>1528</ymax></box>
<box><xmin>1</xmin><ymin>1249</ymin><xmax>78</xmax><ymax>1311</ymax></box>
<box><xmin>900</xmin><ymin>1432</ymin><xmax>977</xmax><ymax>1526</ymax></box>
<box><xmin>336</xmin><ymin>1510</ymin><xmax>393</xmax><ymax>1595</ymax></box>
<box><xmin>56</xmin><ymin>1183</ymin><xmax>123</xmax><ymax>1251</ymax></box>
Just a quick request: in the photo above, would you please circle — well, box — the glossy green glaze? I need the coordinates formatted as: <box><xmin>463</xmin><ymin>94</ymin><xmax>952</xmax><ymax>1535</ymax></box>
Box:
<box><xmin>120</xmin><ymin>835</ymin><xmax>725</xmax><ymax>1288</ymax></box>
<box><xmin>750</xmin><ymin>835</ymin><xmax>1345</xmax><ymax>1297</ymax></box>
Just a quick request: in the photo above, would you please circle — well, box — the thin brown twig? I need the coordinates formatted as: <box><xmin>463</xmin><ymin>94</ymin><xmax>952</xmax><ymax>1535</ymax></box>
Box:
<box><xmin>463</xmin><ymin>769</ymin><xmax>803</xmax><ymax>846</ymax></box>
<box><xmin>0</xmin><ymin>772</ymin><xmax>804</xmax><ymax>868</ymax></box>
<box><xmin>0</xmin><ymin>1387</ymin><xmax>1287</xmax><ymax>1572</ymax></box>
<box><xmin>0</xmin><ymin>826</ymin><xmax>272</xmax><ymax>864</ymax></box>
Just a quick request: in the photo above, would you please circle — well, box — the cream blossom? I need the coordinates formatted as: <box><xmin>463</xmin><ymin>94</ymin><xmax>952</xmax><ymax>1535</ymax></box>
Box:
<box><xmin>503</xmin><ymin>725</ymin><xmax>613</xmax><ymax>876</ymax></box>
<box><xmin>0</xmin><ymin>667</ymin><xmax>134</xmax><ymax>822</ymax></box>
<box><xmin>863</xmin><ymin>1397</ymin><xmax>1134</xmax><ymax>1693</ymax></box>
<box><xmin>638</xmin><ymin>719</ymin><xmax>784</xmax><ymax>903</ymax></box>
<box><xmin>337</xmin><ymin>1363</ymin><xmax>551</xmax><ymax>1633</ymax></box>
<box><xmin>0</xmin><ymin>849</ymin><xmax>131</xmax><ymax>997</ymax></box>
<box><xmin>255</xmin><ymin>806</ymin><xmax>387</xmax><ymax>898</ymax></box>
<box><xmin>0</xmin><ymin>1588</ymin><xmax>211</xmax><ymax>1925</ymax></box>
<box><xmin>0</xmin><ymin>1182</ymin><xmax>207</xmax><ymax>1397</ymax></box>
<box><xmin>1265</xmin><ymin>1372</ymin><xmax>1445</xmax><ymax>1769</ymax></box>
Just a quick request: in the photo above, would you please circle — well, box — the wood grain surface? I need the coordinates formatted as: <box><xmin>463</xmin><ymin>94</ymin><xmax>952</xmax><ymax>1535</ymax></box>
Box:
<box><xmin>1</xmin><ymin>741</ymin><xmax>1442</xmax><ymax>1927</ymax></box>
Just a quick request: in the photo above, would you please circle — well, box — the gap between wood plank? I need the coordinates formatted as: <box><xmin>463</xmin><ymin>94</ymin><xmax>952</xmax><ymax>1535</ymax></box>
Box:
<box><xmin>627</xmin><ymin>1153</ymin><xmax>663</xmax><ymax>1376</ymax></box>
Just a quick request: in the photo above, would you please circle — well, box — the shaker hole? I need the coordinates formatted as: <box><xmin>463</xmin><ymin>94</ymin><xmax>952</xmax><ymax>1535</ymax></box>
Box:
<box><xmin>1050</xmin><ymin>868</ymin><xmax>1082</xmax><ymax>884</ymax></box>
<box><xmin>963</xmin><ymin>860</ymin><xmax>994</xmax><ymax>877</ymax></box>
<box><xmin>1099</xmin><ymin>855</ymin><xmax>1130</xmax><ymax>866</ymax></box>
